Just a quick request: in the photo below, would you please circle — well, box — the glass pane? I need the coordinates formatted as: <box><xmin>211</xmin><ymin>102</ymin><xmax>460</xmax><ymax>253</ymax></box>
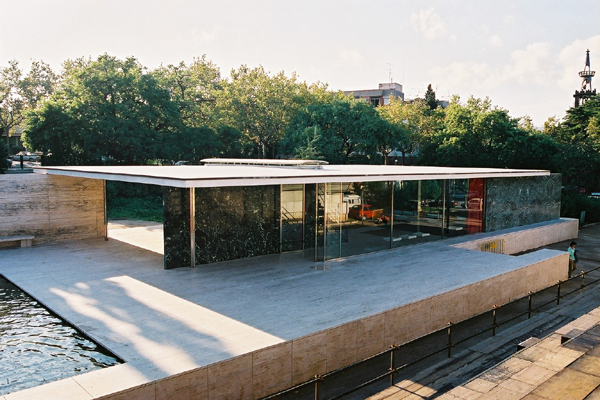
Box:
<box><xmin>315</xmin><ymin>183</ymin><xmax>325</xmax><ymax>261</ymax></box>
<box><xmin>341</xmin><ymin>181</ymin><xmax>392</xmax><ymax>257</ymax></box>
<box><xmin>447</xmin><ymin>179</ymin><xmax>469</xmax><ymax>237</ymax></box>
<box><xmin>466</xmin><ymin>178</ymin><xmax>485</xmax><ymax>233</ymax></box>
<box><xmin>392</xmin><ymin>180</ymin><xmax>442</xmax><ymax>247</ymax></box>
<box><xmin>281</xmin><ymin>184</ymin><xmax>304</xmax><ymax>252</ymax></box>
<box><xmin>325</xmin><ymin>182</ymin><xmax>342</xmax><ymax>260</ymax></box>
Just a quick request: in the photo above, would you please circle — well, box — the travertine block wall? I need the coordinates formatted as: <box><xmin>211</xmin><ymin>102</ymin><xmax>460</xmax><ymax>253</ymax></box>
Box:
<box><xmin>452</xmin><ymin>218</ymin><xmax>578</xmax><ymax>255</ymax></box>
<box><xmin>0</xmin><ymin>173</ymin><xmax>104</xmax><ymax>243</ymax></box>
<box><xmin>100</xmin><ymin>251</ymin><xmax>567</xmax><ymax>400</ymax></box>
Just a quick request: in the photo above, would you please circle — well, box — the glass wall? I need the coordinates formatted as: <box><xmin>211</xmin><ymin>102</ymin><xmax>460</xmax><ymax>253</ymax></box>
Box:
<box><xmin>391</xmin><ymin>180</ymin><xmax>443</xmax><ymax>247</ymax></box>
<box><xmin>183</xmin><ymin>179</ymin><xmax>486</xmax><ymax>265</ymax></box>
<box><xmin>341</xmin><ymin>181</ymin><xmax>392</xmax><ymax>257</ymax></box>
<box><xmin>281</xmin><ymin>184</ymin><xmax>304</xmax><ymax>252</ymax></box>
<box><xmin>325</xmin><ymin>182</ymin><xmax>343</xmax><ymax>260</ymax></box>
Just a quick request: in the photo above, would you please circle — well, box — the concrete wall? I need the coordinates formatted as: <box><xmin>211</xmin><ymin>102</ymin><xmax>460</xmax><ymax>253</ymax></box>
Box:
<box><xmin>98</xmin><ymin>251</ymin><xmax>568</xmax><ymax>400</ymax></box>
<box><xmin>452</xmin><ymin>218</ymin><xmax>578</xmax><ymax>255</ymax></box>
<box><xmin>0</xmin><ymin>173</ymin><xmax>105</xmax><ymax>243</ymax></box>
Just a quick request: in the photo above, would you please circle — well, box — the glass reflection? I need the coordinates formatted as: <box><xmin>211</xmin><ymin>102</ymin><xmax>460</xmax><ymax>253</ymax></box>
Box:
<box><xmin>325</xmin><ymin>183</ymin><xmax>343</xmax><ymax>260</ymax></box>
<box><xmin>281</xmin><ymin>184</ymin><xmax>304</xmax><ymax>252</ymax></box>
<box><xmin>391</xmin><ymin>180</ymin><xmax>442</xmax><ymax>247</ymax></box>
<box><xmin>341</xmin><ymin>181</ymin><xmax>392</xmax><ymax>258</ymax></box>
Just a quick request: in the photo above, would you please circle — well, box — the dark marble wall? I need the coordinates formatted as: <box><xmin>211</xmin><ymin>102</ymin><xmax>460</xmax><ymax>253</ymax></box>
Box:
<box><xmin>485</xmin><ymin>174</ymin><xmax>561</xmax><ymax>232</ymax></box>
<box><xmin>194</xmin><ymin>185</ymin><xmax>280</xmax><ymax>264</ymax></box>
<box><xmin>163</xmin><ymin>187</ymin><xmax>191</xmax><ymax>269</ymax></box>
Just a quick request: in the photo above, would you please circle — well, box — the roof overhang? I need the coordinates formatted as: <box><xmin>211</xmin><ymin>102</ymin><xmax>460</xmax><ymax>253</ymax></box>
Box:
<box><xmin>33</xmin><ymin>164</ymin><xmax>551</xmax><ymax>189</ymax></box>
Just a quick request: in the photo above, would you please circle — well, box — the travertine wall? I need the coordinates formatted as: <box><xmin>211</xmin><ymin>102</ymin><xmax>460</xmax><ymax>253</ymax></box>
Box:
<box><xmin>100</xmin><ymin>251</ymin><xmax>567</xmax><ymax>400</ymax></box>
<box><xmin>452</xmin><ymin>218</ymin><xmax>578</xmax><ymax>255</ymax></box>
<box><xmin>0</xmin><ymin>173</ymin><xmax>105</xmax><ymax>243</ymax></box>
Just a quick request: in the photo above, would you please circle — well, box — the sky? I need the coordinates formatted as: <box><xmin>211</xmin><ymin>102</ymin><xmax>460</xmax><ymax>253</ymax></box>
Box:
<box><xmin>1</xmin><ymin>0</ymin><xmax>599</xmax><ymax>127</ymax></box>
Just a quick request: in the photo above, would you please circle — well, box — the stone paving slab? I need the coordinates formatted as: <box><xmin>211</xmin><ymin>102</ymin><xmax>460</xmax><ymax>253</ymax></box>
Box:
<box><xmin>0</xmin><ymin>219</ymin><xmax>572</xmax><ymax>398</ymax></box>
<box><xmin>435</xmin><ymin>307</ymin><xmax>600</xmax><ymax>400</ymax></box>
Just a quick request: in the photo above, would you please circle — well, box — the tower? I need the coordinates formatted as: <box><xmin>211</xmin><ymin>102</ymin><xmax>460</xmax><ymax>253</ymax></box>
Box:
<box><xmin>574</xmin><ymin>49</ymin><xmax>596</xmax><ymax>107</ymax></box>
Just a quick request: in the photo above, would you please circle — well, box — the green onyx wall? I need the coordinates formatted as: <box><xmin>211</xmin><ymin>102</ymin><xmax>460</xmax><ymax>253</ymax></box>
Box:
<box><xmin>194</xmin><ymin>186</ymin><xmax>280</xmax><ymax>264</ymax></box>
<box><xmin>163</xmin><ymin>187</ymin><xmax>191</xmax><ymax>269</ymax></box>
<box><xmin>485</xmin><ymin>174</ymin><xmax>561</xmax><ymax>232</ymax></box>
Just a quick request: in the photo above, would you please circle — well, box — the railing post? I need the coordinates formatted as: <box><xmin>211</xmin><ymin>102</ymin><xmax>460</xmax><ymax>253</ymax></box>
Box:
<box><xmin>492</xmin><ymin>305</ymin><xmax>499</xmax><ymax>336</ymax></box>
<box><xmin>314</xmin><ymin>375</ymin><xmax>321</xmax><ymax>400</ymax></box>
<box><xmin>447</xmin><ymin>322</ymin><xmax>454</xmax><ymax>358</ymax></box>
<box><xmin>389</xmin><ymin>345</ymin><xmax>397</xmax><ymax>387</ymax></box>
<box><xmin>528</xmin><ymin>291</ymin><xmax>533</xmax><ymax>319</ymax></box>
<box><xmin>557</xmin><ymin>280</ymin><xmax>562</xmax><ymax>305</ymax></box>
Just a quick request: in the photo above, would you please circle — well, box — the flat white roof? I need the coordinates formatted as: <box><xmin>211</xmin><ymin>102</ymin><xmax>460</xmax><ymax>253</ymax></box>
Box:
<box><xmin>33</xmin><ymin>164</ymin><xmax>551</xmax><ymax>188</ymax></box>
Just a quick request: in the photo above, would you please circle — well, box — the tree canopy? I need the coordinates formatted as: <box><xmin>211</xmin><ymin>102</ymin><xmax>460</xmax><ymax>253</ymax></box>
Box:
<box><xmin>3</xmin><ymin>53</ymin><xmax>597</xmax><ymax>194</ymax></box>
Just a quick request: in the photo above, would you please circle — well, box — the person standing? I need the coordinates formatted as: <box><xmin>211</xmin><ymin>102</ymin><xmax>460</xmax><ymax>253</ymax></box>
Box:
<box><xmin>568</xmin><ymin>241</ymin><xmax>578</xmax><ymax>277</ymax></box>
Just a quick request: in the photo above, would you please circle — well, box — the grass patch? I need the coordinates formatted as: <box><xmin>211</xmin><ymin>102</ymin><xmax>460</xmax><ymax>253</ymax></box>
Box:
<box><xmin>108</xmin><ymin>195</ymin><xmax>163</xmax><ymax>222</ymax></box>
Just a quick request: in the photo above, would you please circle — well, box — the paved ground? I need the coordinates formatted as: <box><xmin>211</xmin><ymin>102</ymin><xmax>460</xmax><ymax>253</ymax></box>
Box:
<box><xmin>0</xmin><ymin>219</ymin><xmax>570</xmax><ymax>398</ymax></box>
<box><xmin>367</xmin><ymin>223</ymin><xmax>600</xmax><ymax>400</ymax></box>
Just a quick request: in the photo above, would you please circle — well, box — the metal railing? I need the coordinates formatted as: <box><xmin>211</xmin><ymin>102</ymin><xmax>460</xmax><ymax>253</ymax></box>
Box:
<box><xmin>261</xmin><ymin>260</ymin><xmax>600</xmax><ymax>400</ymax></box>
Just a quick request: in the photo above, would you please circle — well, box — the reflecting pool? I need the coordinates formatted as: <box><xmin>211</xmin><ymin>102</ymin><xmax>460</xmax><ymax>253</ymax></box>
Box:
<box><xmin>0</xmin><ymin>275</ymin><xmax>121</xmax><ymax>395</ymax></box>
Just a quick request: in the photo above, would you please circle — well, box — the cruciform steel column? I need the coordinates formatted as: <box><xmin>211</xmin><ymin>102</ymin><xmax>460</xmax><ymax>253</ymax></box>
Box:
<box><xmin>104</xmin><ymin>180</ymin><xmax>108</xmax><ymax>241</ymax></box>
<box><xmin>190</xmin><ymin>187</ymin><xmax>196</xmax><ymax>268</ymax></box>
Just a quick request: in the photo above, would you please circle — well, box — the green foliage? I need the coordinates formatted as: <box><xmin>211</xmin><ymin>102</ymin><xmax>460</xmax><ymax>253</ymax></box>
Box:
<box><xmin>216</xmin><ymin>65</ymin><xmax>314</xmax><ymax>158</ymax></box>
<box><xmin>107</xmin><ymin>195</ymin><xmax>163</xmax><ymax>222</ymax></box>
<box><xmin>1</xmin><ymin>59</ymin><xmax>58</xmax><ymax>148</ymax></box>
<box><xmin>24</xmin><ymin>55</ymin><xmax>183</xmax><ymax>165</ymax></box>
<box><xmin>377</xmin><ymin>97</ymin><xmax>442</xmax><ymax>163</ymax></box>
<box><xmin>284</xmin><ymin>96</ymin><xmax>392</xmax><ymax>164</ymax></box>
<box><xmin>106</xmin><ymin>182</ymin><xmax>163</xmax><ymax>221</ymax></box>
<box><xmin>0</xmin><ymin>60</ymin><xmax>25</xmax><ymax>147</ymax></box>
<box><xmin>0</xmin><ymin>140</ymin><xmax>9</xmax><ymax>172</ymax></box>
<box><xmin>424</xmin><ymin>84</ymin><xmax>438</xmax><ymax>111</ymax></box>
<box><xmin>545</xmin><ymin>96</ymin><xmax>600</xmax><ymax>190</ymax></box>
<box><xmin>10</xmin><ymin>145</ymin><xmax>23</xmax><ymax>154</ymax></box>
<box><xmin>152</xmin><ymin>56</ymin><xmax>222</xmax><ymax>128</ymax></box>
<box><xmin>561</xmin><ymin>191</ymin><xmax>600</xmax><ymax>223</ymax></box>
<box><xmin>418</xmin><ymin>96</ymin><xmax>558</xmax><ymax>170</ymax></box>
<box><xmin>293</xmin><ymin>126</ymin><xmax>324</xmax><ymax>160</ymax></box>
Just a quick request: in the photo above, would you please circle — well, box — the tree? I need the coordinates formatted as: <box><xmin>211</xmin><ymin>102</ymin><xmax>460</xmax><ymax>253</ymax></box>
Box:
<box><xmin>545</xmin><ymin>96</ymin><xmax>600</xmax><ymax>189</ymax></box>
<box><xmin>293</xmin><ymin>126</ymin><xmax>324</xmax><ymax>160</ymax></box>
<box><xmin>21</xmin><ymin>60</ymin><xmax>58</xmax><ymax>109</ymax></box>
<box><xmin>152</xmin><ymin>55</ymin><xmax>222</xmax><ymax>128</ymax></box>
<box><xmin>418</xmin><ymin>96</ymin><xmax>558</xmax><ymax>170</ymax></box>
<box><xmin>377</xmin><ymin>96</ymin><xmax>442</xmax><ymax>164</ymax></box>
<box><xmin>216</xmin><ymin>65</ymin><xmax>313</xmax><ymax>158</ymax></box>
<box><xmin>24</xmin><ymin>54</ymin><xmax>182</xmax><ymax>165</ymax></box>
<box><xmin>0</xmin><ymin>60</ymin><xmax>58</xmax><ymax>148</ymax></box>
<box><xmin>424</xmin><ymin>83</ymin><xmax>438</xmax><ymax>111</ymax></box>
<box><xmin>284</xmin><ymin>96</ymin><xmax>392</xmax><ymax>164</ymax></box>
<box><xmin>0</xmin><ymin>60</ymin><xmax>24</xmax><ymax>147</ymax></box>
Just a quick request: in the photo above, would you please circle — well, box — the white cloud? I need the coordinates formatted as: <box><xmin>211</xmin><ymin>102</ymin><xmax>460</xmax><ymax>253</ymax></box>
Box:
<box><xmin>430</xmin><ymin>41</ymin><xmax>557</xmax><ymax>90</ymax></box>
<box><xmin>410</xmin><ymin>7</ymin><xmax>447</xmax><ymax>40</ymax></box>
<box><xmin>338</xmin><ymin>49</ymin><xmax>364</xmax><ymax>66</ymax></box>
<box><xmin>502</xmin><ymin>42</ymin><xmax>556</xmax><ymax>85</ymax></box>
<box><xmin>504</xmin><ymin>15</ymin><xmax>516</xmax><ymax>24</ymax></box>
<box><xmin>191</xmin><ymin>25</ymin><xmax>222</xmax><ymax>44</ymax></box>
<box><xmin>490</xmin><ymin>35</ymin><xmax>503</xmax><ymax>47</ymax></box>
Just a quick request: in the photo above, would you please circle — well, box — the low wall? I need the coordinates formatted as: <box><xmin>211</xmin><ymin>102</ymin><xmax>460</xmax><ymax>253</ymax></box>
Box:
<box><xmin>451</xmin><ymin>218</ymin><xmax>578</xmax><ymax>255</ymax></box>
<box><xmin>99</xmin><ymin>251</ymin><xmax>568</xmax><ymax>400</ymax></box>
<box><xmin>0</xmin><ymin>174</ymin><xmax>105</xmax><ymax>243</ymax></box>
